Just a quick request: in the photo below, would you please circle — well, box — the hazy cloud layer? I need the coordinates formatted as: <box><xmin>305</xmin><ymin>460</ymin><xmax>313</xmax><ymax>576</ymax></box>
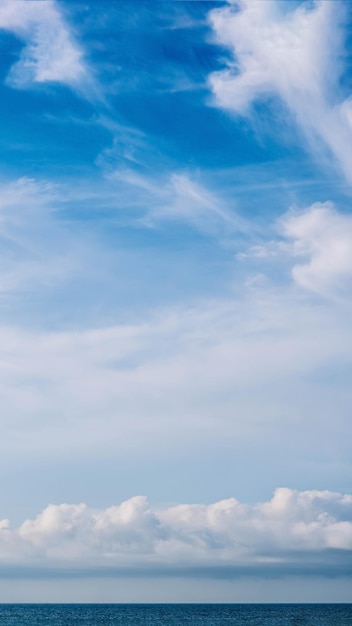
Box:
<box><xmin>0</xmin><ymin>179</ymin><xmax>351</xmax><ymax>482</ymax></box>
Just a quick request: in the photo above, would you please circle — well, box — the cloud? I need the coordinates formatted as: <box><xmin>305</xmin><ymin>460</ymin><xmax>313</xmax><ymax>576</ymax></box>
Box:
<box><xmin>240</xmin><ymin>201</ymin><xmax>352</xmax><ymax>297</ymax></box>
<box><xmin>208</xmin><ymin>0</ymin><xmax>352</xmax><ymax>182</ymax></box>
<box><xmin>0</xmin><ymin>177</ymin><xmax>83</xmax><ymax>293</ymax></box>
<box><xmin>0</xmin><ymin>489</ymin><xmax>351</xmax><ymax>577</ymax></box>
<box><xmin>1</xmin><ymin>274</ymin><xmax>352</xmax><ymax>471</ymax></box>
<box><xmin>109</xmin><ymin>168</ymin><xmax>244</xmax><ymax>235</ymax></box>
<box><xmin>0</xmin><ymin>0</ymin><xmax>90</xmax><ymax>92</ymax></box>
<box><xmin>97</xmin><ymin>123</ymin><xmax>243</xmax><ymax>235</ymax></box>
<box><xmin>0</xmin><ymin>179</ymin><xmax>351</xmax><ymax>499</ymax></box>
<box><xmin>280</xmin><ymin>203</ymin><xmax>352</xmax><ymax>295</ymax></box>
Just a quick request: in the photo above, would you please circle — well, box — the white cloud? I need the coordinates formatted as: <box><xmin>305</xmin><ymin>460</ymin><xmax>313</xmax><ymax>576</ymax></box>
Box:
<box><xmin>0</xmin><ymin>177</ymin><xmax>83</xmax><ymax>293</ymax></box>
<box><xmin>0</xmin><ymin>178</ymin><xmax>351</xmax><ymax>502</ymax></box>
<box><xmin>0</xmin><ymin>177</ymin><xmax>351</xmax><ymax>494</ymax></box>
<box><xmin>280</xmin><ymin>202</ymin><xmax>352</xmax><ymax>295</ymax></box>
<box><xmin>110</xmin><ymin>169</ymin><xmax>244</xmax><ymax>235</ymax></box>
<box><xmin>240</xmin><ymin>202</ymin><xmax>352</xmax><ymax>297</ymax></box>
<box><xmin>208</xmin><ymin>0</ymin><xmax>352</xmax><ymax>182</ymax></box>
<box><xmin>0</xmin><ymin>0</ymin><xmax>89</xmax><ymax>91</ymax></box>
<box><xmin>0</xmin><ymin>489</ymin><xmax>351</xmax><ymax>576</ymax></box>
<box><xmin>0</xmin><ymin>276</ymin><xmax>352</xmax><ymax>469</ymax></box>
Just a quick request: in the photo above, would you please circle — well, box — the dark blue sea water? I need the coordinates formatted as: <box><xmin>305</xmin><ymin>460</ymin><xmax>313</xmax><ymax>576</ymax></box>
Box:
<box><xmin>0</xmin><ymin>604</ymin><xmax>351</xmax><ymax>626</ymax></box>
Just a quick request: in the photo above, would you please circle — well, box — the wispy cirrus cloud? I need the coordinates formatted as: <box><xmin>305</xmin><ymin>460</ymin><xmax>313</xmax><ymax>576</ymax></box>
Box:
<box><xmin>110</xmin><ymin>169</ymin><xmax>244</xmax><ymax>235</ymax></box>
<box><xmin>0</xmin><ymin>177</ymin><xmax>88</xmax><ymax>295</ymax></box>
<box><xmin>0</xmin><ymin>0</ymin><xmax>91</xmax><ymax>93</ymax></box>
<box><xmin>208</xmin><ymin>0</ymin><xmax>352</xmax><ymax>182</ymax></box>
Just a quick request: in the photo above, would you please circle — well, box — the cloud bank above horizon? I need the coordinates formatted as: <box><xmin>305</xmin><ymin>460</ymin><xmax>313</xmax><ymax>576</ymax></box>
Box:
<box><xmin>1</xmin><ymin>488</ymin><xmax>351</xmax><ymax>580</ymax></box>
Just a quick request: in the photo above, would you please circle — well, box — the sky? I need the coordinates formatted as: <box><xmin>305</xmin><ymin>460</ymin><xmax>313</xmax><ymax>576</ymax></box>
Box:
<box><xmin>0</xmin><ymin>0</ymin><xmax>351</xmax><ymax>603</ymax></box>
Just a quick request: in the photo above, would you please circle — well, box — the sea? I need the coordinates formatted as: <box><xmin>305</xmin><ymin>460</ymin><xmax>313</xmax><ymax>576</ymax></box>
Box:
<box><xmin>0</xmin><ymin>604</ymin><xmax>351</xmax><ymax>625</ymax></box>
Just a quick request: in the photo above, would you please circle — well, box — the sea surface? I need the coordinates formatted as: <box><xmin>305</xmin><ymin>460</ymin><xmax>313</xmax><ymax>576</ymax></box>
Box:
<box><xmin>0</xmin><ymin>604</ymin><xmax>351</xmax><ymax>625</ymax></box>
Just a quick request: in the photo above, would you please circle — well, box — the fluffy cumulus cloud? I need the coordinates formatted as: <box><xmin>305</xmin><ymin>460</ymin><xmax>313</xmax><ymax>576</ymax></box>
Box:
<box><xmin>208</xmin><ymin>0</ymin><xmax>352</xmax><ymax>182</ymax></box>
<box><xmin>241</xmin><ymin>201</ymin><xmax>352</xmax><ymax>297</ymax></box>
<box><xmin>0</xmin><ymin>0</ymin><xmax>88</xmax><ymax>90</ymax></box>
<box><xmin>0</xmin><ymin>489</ymin><xmax>351</xmax><ymax>577</ymax></box>
<box><xmin>280</xmin><ymin>203</ymin><xmax>352</xmax><ymax>295</ymax></box>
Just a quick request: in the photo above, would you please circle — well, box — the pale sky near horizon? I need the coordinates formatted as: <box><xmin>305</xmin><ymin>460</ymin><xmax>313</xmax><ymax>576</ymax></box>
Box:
<box><xmin>0</xmin><ymin>0</ymin><xmax>351</xmax><ymax>602</ymax></box>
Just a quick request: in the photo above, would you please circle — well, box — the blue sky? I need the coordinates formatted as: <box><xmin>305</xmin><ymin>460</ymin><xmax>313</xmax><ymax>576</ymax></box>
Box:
<box><xmin>0</xmin><ymin>0</ymin><xmax>352</xmax><ymax>602</ymax></box>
